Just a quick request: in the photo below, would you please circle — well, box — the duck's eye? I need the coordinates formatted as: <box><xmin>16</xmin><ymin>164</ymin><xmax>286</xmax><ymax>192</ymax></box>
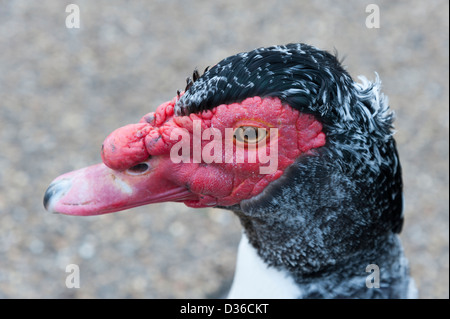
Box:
<box><xmin>234</xmin><ymin>126</ymin><xmax>268</xmax><ymax>146</ymax></box>
<box><xmin>126</xmin><ymin>163</ymin><xmax>150</xmax><ymax>175</ymax></box>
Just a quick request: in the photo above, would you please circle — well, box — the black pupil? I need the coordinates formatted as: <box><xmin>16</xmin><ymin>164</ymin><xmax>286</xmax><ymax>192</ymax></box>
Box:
<box><xmin>129</xmin><ymin>163</ymin><xmax>149</xmax><ymax>173</ymax></box>
<box><xmin>242</xmin><ymin>127</ymin><xmax>258</xmax><ymax>142</ymax></box>
<box><xmin>243</xmin><ymin>127</ymin><xmax>258</xmax><ymax>142</ymax></box>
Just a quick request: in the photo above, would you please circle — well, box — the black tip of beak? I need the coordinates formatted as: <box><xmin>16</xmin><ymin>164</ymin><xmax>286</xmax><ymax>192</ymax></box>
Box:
<box><xmin>43</xmin><ymin>182</ymin><xmax>57</xmax><ymax>210</ymax></box>
<box><xmin>43</xmin><ymin>179</ymin><xmax>72</xmax><ymax>212</ymax></box>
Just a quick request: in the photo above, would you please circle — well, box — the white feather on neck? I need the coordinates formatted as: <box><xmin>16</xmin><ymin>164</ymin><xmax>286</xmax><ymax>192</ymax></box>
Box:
<box><xmin>227</xmin><ymin>233</ymin><xmax>302</xmax><ymax>299</ymax></box>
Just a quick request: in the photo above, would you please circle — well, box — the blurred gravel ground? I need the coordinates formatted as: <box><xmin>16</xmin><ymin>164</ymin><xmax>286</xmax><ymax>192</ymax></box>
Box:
<box><xmin>0</xmin><ymin>0</ymin><xmax>448</xmax><ymax>298</ymax></box>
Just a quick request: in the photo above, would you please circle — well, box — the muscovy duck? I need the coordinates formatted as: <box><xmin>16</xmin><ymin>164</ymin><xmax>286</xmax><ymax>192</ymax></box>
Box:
<box><xmin>44</xmin><ymin>43</ymin><xmax>417</xmax><ymax>299</ymax></box>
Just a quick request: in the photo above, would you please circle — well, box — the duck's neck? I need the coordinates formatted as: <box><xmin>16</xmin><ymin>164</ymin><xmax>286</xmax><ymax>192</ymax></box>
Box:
<box><xmin>229</xmin><ymin>212</ymin><xmax>415</xmax><ymax>299</ymax></box>
<box><xmin>226</xmin><ymin>152</ymin><xmax>414</xmax><ymax>298</ymax></box>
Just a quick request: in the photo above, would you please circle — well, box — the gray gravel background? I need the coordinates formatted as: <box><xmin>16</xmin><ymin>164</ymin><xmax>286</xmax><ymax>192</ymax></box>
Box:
<box><xmin>0</xmin><ymin>0</ymin><xmax>448</xmax><ymax>298</ymax></box>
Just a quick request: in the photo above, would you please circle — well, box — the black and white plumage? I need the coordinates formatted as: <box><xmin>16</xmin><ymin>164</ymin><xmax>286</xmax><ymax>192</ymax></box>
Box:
<box><xmin>44</xmin><ymin>43</ymin><xmax>417</xmax><ymax>298</ymax></box>
<box><xmin>178</xmin><ymin>43</ymin><xmax>414</xmax><ymax>298</ymax></box>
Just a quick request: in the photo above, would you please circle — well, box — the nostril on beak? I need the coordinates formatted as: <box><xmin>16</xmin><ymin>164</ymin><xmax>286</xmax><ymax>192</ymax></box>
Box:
<box><xmin>126</xmin><ymin>162</ymin><xmax>151</xmax><ymax>175</ymax></box>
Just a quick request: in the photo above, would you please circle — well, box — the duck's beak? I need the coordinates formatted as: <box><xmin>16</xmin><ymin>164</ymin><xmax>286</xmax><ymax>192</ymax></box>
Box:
<box><xmin>43</xmin><ymin>159</ymin><xmax>195</xmax><ymax>216</ymax></box>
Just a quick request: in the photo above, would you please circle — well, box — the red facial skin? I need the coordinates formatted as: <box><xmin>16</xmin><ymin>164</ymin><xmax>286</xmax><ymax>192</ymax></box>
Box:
<box><xmin>46</xmin><ymin>95</ymin><xmax>325</xmax><ymax>215</ymax></box>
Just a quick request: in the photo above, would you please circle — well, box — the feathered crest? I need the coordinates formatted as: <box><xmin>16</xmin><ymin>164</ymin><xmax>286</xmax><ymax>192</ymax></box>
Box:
<box><xmin>178</xmin><ymin>66</ymin><xmax>211</xmax><ymax>98</ymax></box>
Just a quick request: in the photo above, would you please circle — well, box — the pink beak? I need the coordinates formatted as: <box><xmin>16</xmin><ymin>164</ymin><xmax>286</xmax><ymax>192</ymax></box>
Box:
<box><xmin>43</xmin><ymin>159</ymin><xmax>195</xmax><ymax>216</ymax></box>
